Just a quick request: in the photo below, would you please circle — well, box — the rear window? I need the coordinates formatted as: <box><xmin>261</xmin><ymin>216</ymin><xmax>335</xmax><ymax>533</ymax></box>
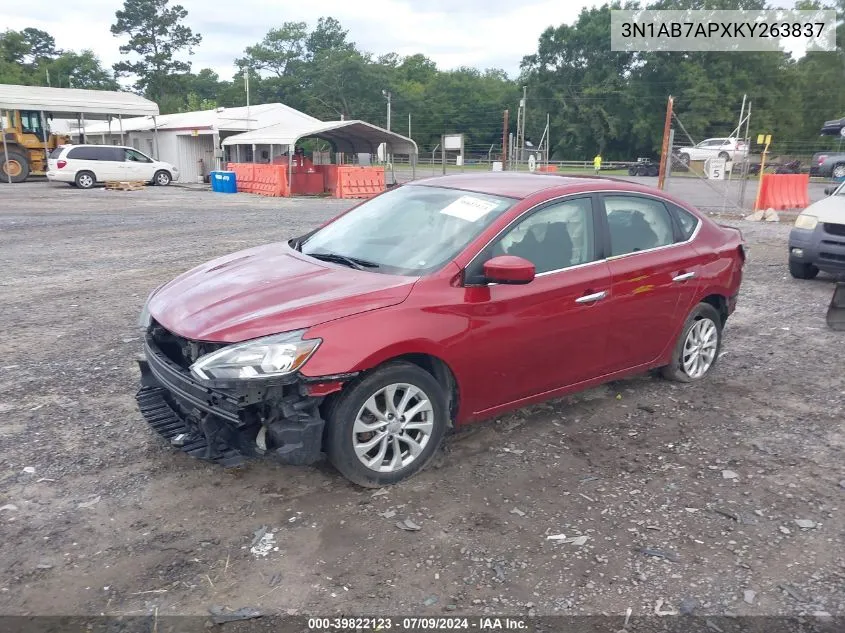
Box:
<box><xmin>669</xmin><ymin>203</ymin><xmax>700</xmax><ymax>241</ymax></box>
<box><xmin>66</xmin><ymin>146</ymin><xmax>121</xmax><ymax>161</ymax></box>
<box><xmin>49</xmin><ymin>147</ymin><xmax>65</xmax><ymax>159</ymax></box>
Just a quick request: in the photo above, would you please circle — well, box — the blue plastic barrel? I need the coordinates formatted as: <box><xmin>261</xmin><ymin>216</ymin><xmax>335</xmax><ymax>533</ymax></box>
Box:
<box><xmin>219</xmin><ymin>171</ymin><xmax>237</xmax><ymax>193</ymax></box>
<box><xmin>210</xmin><ymin>171</ymin><xmax>221</xmax><ymax>192</ymax></box>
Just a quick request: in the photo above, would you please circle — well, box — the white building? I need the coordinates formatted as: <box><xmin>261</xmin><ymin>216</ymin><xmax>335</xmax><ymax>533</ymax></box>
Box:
<box><xmin>81</xmin><ymin>103</ymin><xmax>320</xmax><ymax>183</ymax></box>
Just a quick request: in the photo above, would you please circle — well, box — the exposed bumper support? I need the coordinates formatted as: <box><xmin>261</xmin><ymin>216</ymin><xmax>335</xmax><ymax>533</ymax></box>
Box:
<box><xmin>137</xmin><ymin>335</ymin><xmax>329</xmax><ymax>467</ymax></box>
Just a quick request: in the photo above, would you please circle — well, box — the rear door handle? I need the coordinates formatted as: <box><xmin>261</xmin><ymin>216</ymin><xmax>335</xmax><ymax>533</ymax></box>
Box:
<box><xmin>575</xmin><ymin>290</ymin><xmax>608</xmax><ymax>304</ymax></box>
<box><xmin>672</xmin><ymin>272</ymin><xmax>696</xmax><ymax>282</ymax></box>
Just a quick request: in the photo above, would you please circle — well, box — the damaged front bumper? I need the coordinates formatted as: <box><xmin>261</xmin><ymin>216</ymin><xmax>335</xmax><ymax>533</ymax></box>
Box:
<box><xmin>136</xmin><ymin>332</ymin><xmax>332</xmax><ymax>468</ymax></box>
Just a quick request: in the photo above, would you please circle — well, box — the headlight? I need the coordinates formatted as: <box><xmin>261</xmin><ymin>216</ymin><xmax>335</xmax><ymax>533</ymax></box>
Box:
<box><xmin>138</xmin><ymin>286</ymin><xmax>162</xmax><ymax>329</ymax></box>
<box><xmin>794</xmin><ymin>214</ymin><xmax>818</xmax><ymax>230</ymax></box>
<box><xmin>190</xmin><ymin>330</ymin><xmax>321</xmax><ymax>381</ymax></box>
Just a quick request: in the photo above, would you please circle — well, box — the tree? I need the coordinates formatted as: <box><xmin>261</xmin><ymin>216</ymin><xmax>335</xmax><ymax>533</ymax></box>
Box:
<box><xmin>111</xmin><ymin>0</ymin><xmax>202</xmax><ymax>102</ymax></box>
<box><xmin>21</xmin><ymin>28</ymin><xmax>57</xmax><ymax>62</ymax></box>
<box><xmin>305</xmin><ymin>17</ymin><xmax>353</xmax><ymax>59</ymax></box>
<box><xmin>45</xmin><ymin>51</ymin><xmax>120</xmax><ymax>89</ymax></box>
<box><xmin>238</xmin><ymin>22</ymin><xmax>307</xmax><ymax>78</ymax></box>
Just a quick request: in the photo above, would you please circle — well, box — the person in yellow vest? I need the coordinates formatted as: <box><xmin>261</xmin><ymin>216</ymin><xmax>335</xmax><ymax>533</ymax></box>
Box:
<box><xmin>593</xmin><ymin>153</ymin><xmax>602</xmax><ymax>175</ymax></box>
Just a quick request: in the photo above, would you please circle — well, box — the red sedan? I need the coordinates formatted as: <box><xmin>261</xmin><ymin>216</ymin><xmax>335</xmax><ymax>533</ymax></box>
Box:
<box><xmin>137</xmin><ymin>173</ymin><xmax>746</xmax><ymax>487</ymax></box>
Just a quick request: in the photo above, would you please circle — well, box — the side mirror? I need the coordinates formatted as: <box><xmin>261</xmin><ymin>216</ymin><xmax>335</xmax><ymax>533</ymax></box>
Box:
<box><xmin>825</xmin><ymin>187</ymin><xmax>834</xmax><ymax>196</ymax></box>
<box><xmin>483</xmin><ymin>255</ymin><xmax>535</xmax><ymax>285</ymax></box>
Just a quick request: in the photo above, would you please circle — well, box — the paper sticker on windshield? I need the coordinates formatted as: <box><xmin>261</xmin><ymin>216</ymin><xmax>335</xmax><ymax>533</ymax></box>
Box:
<box><xmin>440</xmin><ymin>196</ymin><xmax>499</xmax><ymax>222</ymax></box>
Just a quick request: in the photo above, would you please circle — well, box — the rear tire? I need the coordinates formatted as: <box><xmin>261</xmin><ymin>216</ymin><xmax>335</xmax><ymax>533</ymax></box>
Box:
<box><xmin>628</xmin><ymin>166</ymin><xmax>637</xmax><ymax>176</ymax></box>
<box><xmin>154</xmin><ymin>170</ymin><xmax>172</xmax><ymax>186</ymax></box>
<box><xmin>74</xmin><ymin>171</ymin><xmax>95</xmax><ymax>189</ymax></box>
<box><xmin>325</xmin><ymin>361</ymin><xmax>448</xmax><ymax>488</ymax></box>
<box><xmin>0</xmin><ymin>150</ymin><xmax>30</xmax><ymax>183</ymax></box>
<box><xmin>832</xmin><ymin>163</ymin><xmax>845</xmax><ymax>179</ymax></box>
<box><xmin>789</xmin><ymin>260</ymin><xmax>819</xmax><ymax>280</ymax></box>
<box><xmin>661</xmin><ymin>303</ymin><xmax>723</xmax><ymax>383</ymax></box>
<box><xmin>718</xmin><ymin>151</ymin><xmax>730</xmax><ymax>160</ymax></box>
<box><xmin>647</xmin><ymin>164</ymin><xmax>659</xmax><ymax>177</ymax></box>
<box><xmin>636</xmin><ymin>165</ymin><xmax>648</xmax><ymax>176</ymax></box>
<box><xmin>678</xmin><ymin>152</ymin><xmax>690</xmax><ymax>166</ymax></box>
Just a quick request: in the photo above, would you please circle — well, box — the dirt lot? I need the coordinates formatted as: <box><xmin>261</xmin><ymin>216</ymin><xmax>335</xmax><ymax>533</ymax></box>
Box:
<box><xmin>0</xmin><ymin>181</ymin><xmax>843</xmax><ymax>621</ymax></box>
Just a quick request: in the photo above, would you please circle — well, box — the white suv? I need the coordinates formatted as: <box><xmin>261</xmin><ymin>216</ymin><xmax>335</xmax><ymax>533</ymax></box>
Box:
<box><xmin>47</xmin><ymin>145</ymin><xmax>179</xmax><ymax>189</ymax></box>
<box><xmin>675</xmin><ymin>137</ymin><xmax>748</xmax><ymax>165</ymax></box>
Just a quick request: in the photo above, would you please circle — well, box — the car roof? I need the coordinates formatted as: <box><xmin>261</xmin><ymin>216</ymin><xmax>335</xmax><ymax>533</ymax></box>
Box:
<box><xmin>408</xmin><ymin>172</ymin><xmax>661</xmax><ymax>200</ymax></box>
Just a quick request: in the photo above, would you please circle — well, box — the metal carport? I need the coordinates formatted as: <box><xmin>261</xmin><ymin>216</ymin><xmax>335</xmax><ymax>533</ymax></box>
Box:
<box><xmin>222</xmin><ymin>119</ymin><xmax>419</xmax><ymax>185</ymax></box>
<box><xmin>0</xmin><ymin>85</ymin><xmax>160</xmax><ymax>182</ymax></box>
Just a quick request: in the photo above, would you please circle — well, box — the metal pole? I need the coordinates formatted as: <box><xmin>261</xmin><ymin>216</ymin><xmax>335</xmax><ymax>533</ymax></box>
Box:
<box><xmin>288</xmin><ymin>143</ymin><xmax>294</xmax><ymax>197</ymax></box>
<box><xmin>520</xmin><ymin>86</ymin><xmax>527</xmax><ymax>166</ymax></box>
<box><xmin>107</xmin><ymin>116</ymin><xmax>112</xmax><ymax>144</ymax></box>
<box><xmin>386</xmin><ymin>92</ymin><xmax>391</xmax><ymax>131</ymax></box>
<box><xmin>502</xmin><ymin>109</ymin><xmax>509</xmax><ymax>170</ymax></box>
<box><xmin>441</xmin><ymin>135</ymin><xmax>446</xmax><ymax>176</ymax></box>
<box><xmin>1</xmin><ymin>111</ymin><xmax>13</xmax><ymax>184</ymax></box>
<box><xmin>739</xmin><ymin>102</ymin><xmax>752</xmax><ymax>209</ymax></box>
<box><xmin>80</xmin><ymin>112</ymin><xmax>85</xmax><ymax>144</ymax></box>
<box><xmin>39</xmin><ymin>111</ymin><xmax>50</xmax><ymax>167</ymax></box>
<box><xmin>408</xmin><ymin>113</ymin><xmax>411</xmax><ymax>138</ymax></box>
<box><xmin>411</xmin><ymin>149</ymin><xmax>416</xmax><ymax>181</ymax></box>
<box><xmin>119</xmin><ymin>114</ymin><xmax>124</xmax><ymax>145</ymax></box>
<box><xmin>545</xmin><ymin>113</ymin><xmax>550</xmax><ymax>166</ymax></box>
<box><xmin>152</xmin><ymin>116</ymin><xmax>159</xmax><ymax>159</ymax></box>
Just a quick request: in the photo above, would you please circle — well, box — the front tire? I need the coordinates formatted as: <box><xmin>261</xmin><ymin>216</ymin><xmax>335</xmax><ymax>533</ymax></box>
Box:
<box><xmin>325</xmin><ymin>362</ymin><xmax>448</xmax><ymax>488</ymax></box>
<box><xmin>789</xmin><ymin>260</ymin><xmax>819</xmax><ymax>280</ymax></box>
<box><xmin>832</xmin><ymin>163</ymin><xmax>845</xmax><ymax>180</ymax></box>
<box><xmin>661</xmin><ymin>303</ymin><xmax>722</xmax><ymax>383</ymax></box>
<box><xmin>678</xmin><ymin>152</ymin><xmax>690</xmax><ymax>166</ymax></box>
<box><xmin>154</xmin><ymin>170</ymin><xmax>172</xmax><ymax>186</ymax></box>
<box><xmin>1</xmin><ymin>150</ymin><xmax>30</xmax><ymax>183</ymax></box>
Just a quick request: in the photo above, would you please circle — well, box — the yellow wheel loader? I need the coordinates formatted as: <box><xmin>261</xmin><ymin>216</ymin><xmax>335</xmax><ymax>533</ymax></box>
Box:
<box><xmin>1</xmin><ymin>109</ymin><xmax>69</xmax><ymax>183</ymax></box>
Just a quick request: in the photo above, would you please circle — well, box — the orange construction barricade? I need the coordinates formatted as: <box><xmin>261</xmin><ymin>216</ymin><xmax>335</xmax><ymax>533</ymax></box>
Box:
<box><xmin>336</xmin><ymin>166</ymin><xmax>385</xmax><ymax>199</ymax></box>
<box><xmin>757</xmin><ymin>174</ymin><xmax>810</xmax><ymax>210</ymax></box>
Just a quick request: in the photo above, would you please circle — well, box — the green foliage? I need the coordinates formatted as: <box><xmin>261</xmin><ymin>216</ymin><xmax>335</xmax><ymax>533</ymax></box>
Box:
<box><xmin>2</xmin><ymin>2</ymin><xmax>844</xmax><ymax>158</ymax></box>
<box><xmin>0</xmin><ymin>28</ymin><xmax>117</xmax><ymax>89</ymax></box>
<box><xmin>111</xmin><ymin>0</ymin><xmax>202</xmax><ymax>103</ymax></box>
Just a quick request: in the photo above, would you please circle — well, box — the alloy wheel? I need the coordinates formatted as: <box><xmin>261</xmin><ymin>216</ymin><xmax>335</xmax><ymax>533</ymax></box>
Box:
<box><xmin>682</xmin><ymin>317</ymin><xmax>718</xmax><ymax>379</ymax></box>
<box><xmin>352</xmin><ymin>382</ymin><xmax>434</xmax><ymax>473</ymax></box>
<box><xmin>832</xmin><ymin>164</ymin><xmax>845</xmax><ymax>179</ymax></box>
<box><xmin>78</xmin><ymin>173</ymin><xmax>93</xmax><ymax>188</ymax></box>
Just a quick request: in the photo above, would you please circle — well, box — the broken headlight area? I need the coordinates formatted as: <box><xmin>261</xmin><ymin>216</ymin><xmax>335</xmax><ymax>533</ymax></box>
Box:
<box><xmin>136</xmin><ymin>323</ymin><xmax>347</xmax><ymax>468</ymax></box>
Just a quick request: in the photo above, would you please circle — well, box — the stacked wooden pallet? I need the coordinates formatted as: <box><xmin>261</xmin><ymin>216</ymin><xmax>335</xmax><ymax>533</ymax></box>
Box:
<box><xmin>105</xmin><ymin>180</ymin><xmax>145</xmax><ymax>191</ymax></box>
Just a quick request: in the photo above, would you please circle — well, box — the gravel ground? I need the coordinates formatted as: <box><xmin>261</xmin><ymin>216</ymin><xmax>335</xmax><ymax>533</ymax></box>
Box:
<box><xmin>0</xmin><ymin>181</ymin><xmax>843</xmax><ymax>621</ymax></box>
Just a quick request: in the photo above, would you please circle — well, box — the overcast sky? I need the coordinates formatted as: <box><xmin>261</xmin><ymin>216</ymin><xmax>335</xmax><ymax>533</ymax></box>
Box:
<box><xmin>1</xmin><ymin>0</ymin><xmax>605</xmax><ymax>79</ymax></box>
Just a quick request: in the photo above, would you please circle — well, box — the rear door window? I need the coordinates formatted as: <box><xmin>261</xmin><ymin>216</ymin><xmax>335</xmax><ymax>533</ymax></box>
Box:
<box><xmin>602</xmin><ymin>195</ymin><xmax>676</xmax><ymax>256</ymax></box>
<box><xmin>67</xmin><ymin>146</ymin><xmax>116</xmax><ymax>161</ymax></box>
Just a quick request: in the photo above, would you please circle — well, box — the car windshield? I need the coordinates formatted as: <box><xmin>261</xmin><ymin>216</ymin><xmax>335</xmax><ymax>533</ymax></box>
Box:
<box><xmin>299</xmin><ymin>185</ymin><xmax>515</xmax><ymax>275</ymax></box>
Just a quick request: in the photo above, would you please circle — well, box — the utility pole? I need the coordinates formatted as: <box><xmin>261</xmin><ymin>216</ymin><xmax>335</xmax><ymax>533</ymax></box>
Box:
<box><xmin>545</xmin><ymin>113</ymin><xmax>550</xmax><ymax>166</ymax></box>
<box><xmin>657</xmin><ymin>95</ymin><xmax>674</xmax><ymax>191</ymax></box>
<box><xmin>502</xmin><ymin>109</ymin><xmax>509</xmax><ymax>169</ymax></box>
<box><xmin>408</xmin><ymin>113</ymin><xmax>411</xmax><ymax>138</ymax></box>
<box><xmin>383</xmin><ymin>91</ymin><xmax>391</xmax><ymax>131</ymax></box>
<box><xmin>519</xmin><ymin>86</ymin><xmax>527</xmax><ymax>167</ymax></box>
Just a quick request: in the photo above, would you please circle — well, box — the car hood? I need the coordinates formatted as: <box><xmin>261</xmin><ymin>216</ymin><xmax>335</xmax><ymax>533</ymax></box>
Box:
<box><xmin>803</xmin><ymin>195</ymin><xmax>845</xmax><ymax>224</ymax></box>
<box><xmin>148</xmin><ymin>242</ymin><xmax>416</xmax><ymax>342</ymax></box>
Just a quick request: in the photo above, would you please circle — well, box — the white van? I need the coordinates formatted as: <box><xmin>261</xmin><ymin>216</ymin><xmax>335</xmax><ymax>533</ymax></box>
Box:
<box><xmin>47</xmin><ymin>145</ymin><xmax>179</xmax><ymax>189</ymax></box>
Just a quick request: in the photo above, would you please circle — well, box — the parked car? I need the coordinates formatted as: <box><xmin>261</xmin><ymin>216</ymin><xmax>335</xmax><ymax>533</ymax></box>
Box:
<box><xmin>46</xmin><ymin>144</ymin><xmax>179</xmax><ymax>189</ymax></box>
<box><xmin>136</xmin><ymin>173</ymin><xmax>746</xmax><ymax>487</ymax></box>
<box><xmin>810</xmin><ymin>151</ymin><xmax>845</xmax><ymax>179</ymax></box>
<box><xmin>788</xmin><ymin>180</ymin><xmax>845</xmax><ymax>279</ymax></box>
<box><xmin>675</xmin><ymin>138</ymin><xmax>748</xmax><ymax>165</ymax></box>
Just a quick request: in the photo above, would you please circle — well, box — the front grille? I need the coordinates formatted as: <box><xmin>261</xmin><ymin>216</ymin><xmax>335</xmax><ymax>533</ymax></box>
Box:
<box><xmin>148</xmin><ymin>321</ymin><xmax>225</xmax><ymax>370</ymax></box>
<box><xmin>820</xmin><ymin>252</ymin><xmax>845</xmax><ymax>263</ymax></box>
<box><xmin>824</xmin><ymin>223</ymin><xmax>845</xmax><ymax>237</ymax></box>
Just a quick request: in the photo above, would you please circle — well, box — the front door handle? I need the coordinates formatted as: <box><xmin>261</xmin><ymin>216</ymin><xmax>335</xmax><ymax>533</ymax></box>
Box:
<box><xmin>575</xmin><ymin>290</ymin><xmax>608</xmax><ymax>304</ymax></box>
<box><xmin>672</xmin><ymin>272</ymin><xmax>696</xmax><ymax>282</ymax></box>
